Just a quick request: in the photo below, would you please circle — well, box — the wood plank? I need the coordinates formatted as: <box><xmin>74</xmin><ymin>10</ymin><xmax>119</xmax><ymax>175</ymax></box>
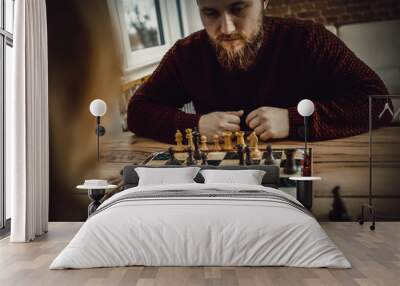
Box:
<box><xmin>1</xmin><ymin>222</ymin><xmax>400</xmax><ymax>286</ymax></box>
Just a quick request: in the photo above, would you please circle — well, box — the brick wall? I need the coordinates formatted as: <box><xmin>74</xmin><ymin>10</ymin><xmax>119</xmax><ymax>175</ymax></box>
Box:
<box><xmin>267</xmin><ymin>0</ymin><xmax>400</xmax><ymax>26</ymax></box>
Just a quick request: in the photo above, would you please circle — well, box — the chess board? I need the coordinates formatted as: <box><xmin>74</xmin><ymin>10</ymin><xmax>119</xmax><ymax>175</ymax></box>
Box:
<box><xmin>142</xmin><ymin>148</ymin><xmax>312</xmax><ymax>188</ymax></box>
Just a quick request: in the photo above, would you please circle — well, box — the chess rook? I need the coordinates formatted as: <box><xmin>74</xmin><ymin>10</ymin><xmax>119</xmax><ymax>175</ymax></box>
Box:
<box><xmin>222</xmin><ymin>131</ymin><xmax>234</xmax><ymax>151</ymax></box>
<box><xmin>235</xmin><ymin>131</ymin><xmax>246</xmax><ymax>148</ymax></box>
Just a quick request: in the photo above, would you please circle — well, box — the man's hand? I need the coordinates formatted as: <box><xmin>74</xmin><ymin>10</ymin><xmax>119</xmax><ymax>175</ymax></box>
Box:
<box><xmin>245</xmin><ymin>107</ymin><xmax>289</xmax><ymax>141</ymax></box>
<box><xmin>199</xmin><ymin>110</ymin><xmax>244</xmax><ymax>140</ymax></box>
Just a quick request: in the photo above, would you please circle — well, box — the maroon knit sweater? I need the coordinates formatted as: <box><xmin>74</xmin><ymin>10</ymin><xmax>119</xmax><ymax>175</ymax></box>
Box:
<box><xmin>128</xmin><ymin>17</ymin><xmax>391</xmax><ymax>144</ymax></box>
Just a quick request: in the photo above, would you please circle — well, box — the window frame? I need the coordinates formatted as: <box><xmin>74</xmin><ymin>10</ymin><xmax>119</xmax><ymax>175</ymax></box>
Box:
<box><xmin>108</xmin><ymin>0</ymin><xmax>187</xmax><ymax>81</ymax></box>
<box><xmin>0</xmin><ymin>0</ymin><xmax>13</xmax><ymax>230</ymax></box>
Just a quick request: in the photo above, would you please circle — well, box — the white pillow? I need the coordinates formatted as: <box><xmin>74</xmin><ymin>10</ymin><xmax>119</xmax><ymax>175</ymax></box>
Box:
<box><xmin>135</xmin><ymin>167</ymin><xmax>201</xmax><ymax>186</ymax></box>
<box><xmin>200</xmin><ymin>169</ymin><xmax>266</xmax><ymax>185</ymax></box>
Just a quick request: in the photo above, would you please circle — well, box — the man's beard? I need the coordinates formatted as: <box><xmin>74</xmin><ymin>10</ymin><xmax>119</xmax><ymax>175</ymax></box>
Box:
<box><xmin>211</xmin><ymin>17</ymin><xmax>265</xmax><ymax>71</ymax></box>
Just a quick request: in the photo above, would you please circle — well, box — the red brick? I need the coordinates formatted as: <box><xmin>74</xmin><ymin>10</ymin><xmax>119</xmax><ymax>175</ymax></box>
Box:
<box><xmin>268</xmin><ymin>6</ymin><xmax>290</xmax><ymax>15</ymax></box>
<box><xmin>322</xmin><ymin>7</ymin><xmax>347</xmax><ymax>17</ymax></box>
<box><xmin>297</xmin><ymin>11</ymin><xmax>321</xmax><ymax>18</ymax></box>
<box><xmin>325</xmin><ymin>16</ymin><xmax>338</xmax><ymax>24</ymax></box>
<box><xmin>269</xmin><ymin>0</ymin><xmax>399</xmax><ymax>25</ymax></box>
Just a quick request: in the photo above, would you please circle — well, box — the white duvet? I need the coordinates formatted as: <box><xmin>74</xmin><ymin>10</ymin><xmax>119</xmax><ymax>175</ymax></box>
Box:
<box><xmin>50</xmin><ymin>183</ymin><xmax>351</xmax><ymax>269</ymax></box>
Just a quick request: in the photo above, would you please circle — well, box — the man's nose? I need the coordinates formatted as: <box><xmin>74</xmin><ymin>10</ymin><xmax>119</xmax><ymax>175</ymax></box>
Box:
<box><xmin>220</xmin><ymin>13</ymin><xmax>236</xmax><ymax>35</ymax></box>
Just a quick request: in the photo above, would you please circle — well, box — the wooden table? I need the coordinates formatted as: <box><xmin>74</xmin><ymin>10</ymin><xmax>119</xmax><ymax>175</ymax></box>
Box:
<box><xmin>96</xmin><ymin>126</ymin><xmax>400</xmax><ymax>220</ymax></box>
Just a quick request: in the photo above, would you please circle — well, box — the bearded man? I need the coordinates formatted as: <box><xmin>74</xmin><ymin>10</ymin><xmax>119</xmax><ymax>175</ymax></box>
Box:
<box><xmin>127</xmin><ymin>0</ymin><xmax>391</xmax><ymax>143</ymax></box>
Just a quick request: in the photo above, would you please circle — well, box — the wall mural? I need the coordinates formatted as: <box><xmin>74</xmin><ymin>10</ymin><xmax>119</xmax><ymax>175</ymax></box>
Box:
<box><xmin>47</xmin><ymin>0</ymin><xmax>400</xmax><ymax>222</ymax></box>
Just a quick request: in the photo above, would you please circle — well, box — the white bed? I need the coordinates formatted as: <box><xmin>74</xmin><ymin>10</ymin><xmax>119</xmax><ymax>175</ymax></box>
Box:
<box><xmin>50</xmin><ymin>183</ymin><xmax>351</xmax><ymax>269</ymax></box>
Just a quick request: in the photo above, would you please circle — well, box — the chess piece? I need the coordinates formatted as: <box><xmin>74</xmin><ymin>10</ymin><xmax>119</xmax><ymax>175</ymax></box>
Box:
<box><xmin>302</xmin><ymin>150</ymin><xmax>312</xmax><ymax>177</ymax></box>
<box><xmin>192</xmin><ymin>128</ymin><xmax>202</xmax><ymax>160</ymax></box>
<box><xmin>235</xmin><ymin>131</ymin><xmax>246</xmax><ymax>148</ymax></box>
<box><xmin>212</xmin><ymin>134</ymin><xmax>222</xmax><ymax>152</ymax></box>
<box><xmin>166</xmin><ymin>147</ymin><xmax>181</xmax><ymax>165</ymax></box>
<box><xmin>185</xmin><ymin>128</ymin><xmax>195</xmax><ymax>150</ymax></box>
<box><xmin>245</xmin><ymin>146</ymin><xmax>253</xmax><ymax>165</ymax></box>
<box><xmin>237</xmin><ymin>144</ymin><xmax>245</xmax><ymax>166</ymax></box>
<box><xmin>174</xmin><ymin>130</ymin><xmax>184</xmax><ymax>152</ymax></box>
<box><xmin>186</xmin><ymin>147</ymin><xmax>197</xmax><ymax>166</ymax></box>
<box><xmin>329</xmin><ymin>186</ymin><xmax>351</xmax><ymax>221</ymax></box>
<box><xmin>283</xmin><ymin>149</ymin><xmax>297</xmax><ymax>174</ymax></box>
<box><xmin>248</xmin><ymin>132</ymin><xmax>262</xmax><ymax>160</ymax></box>
<box><xmin>201</xmin><ymin>152</ymin><xmax>208</xmax><ymax>166</ymax></box>
<box><xmin>200</xmin><ymin>135</ymin><xmax>209</xmax><ymax>152</ymax></box>
<box><xmin>264</xmin><ymin>144</ymin><xmax>275</xmax><ymax>165</ymax></box>
<box><xmin>222</xmin><ymin>131</ymin><xmax>234</xmax><ymax>151</ymax></box>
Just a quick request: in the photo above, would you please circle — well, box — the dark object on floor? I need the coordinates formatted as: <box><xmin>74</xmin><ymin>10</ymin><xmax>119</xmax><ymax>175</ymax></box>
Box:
<box><xmin>329</xmin><ymin>186</ymin><xmax>351</xmax><ymax>221</ymax></box>
<box><xmin>166</xmin><ymin>147</ymin><xmax>181</xmax><ymax>165</ymax></box>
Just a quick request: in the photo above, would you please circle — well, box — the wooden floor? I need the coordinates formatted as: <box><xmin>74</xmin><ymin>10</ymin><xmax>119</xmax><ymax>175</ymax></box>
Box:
<box><xmin>1</xmin><ymin>222</ymin><xmax>399</xmax><ymax>286</ymax></box>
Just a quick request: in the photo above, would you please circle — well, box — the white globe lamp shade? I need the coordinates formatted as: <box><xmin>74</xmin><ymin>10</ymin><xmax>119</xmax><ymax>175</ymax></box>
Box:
<box><xmin>90</xmin><ymin>99</ymin><xmax>107</xmax><ymax>117</ymax></box>
<box><xmin>297</xmin><ymin>99</ymin><xmax>315</xmax><ymax>117</ymax></box>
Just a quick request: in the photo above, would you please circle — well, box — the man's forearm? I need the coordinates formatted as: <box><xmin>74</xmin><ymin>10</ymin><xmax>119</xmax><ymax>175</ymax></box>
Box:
<box><xmin>127</xmin><ymin>97</ymin><xmax>201</xmax><ymax>144</ymax></box>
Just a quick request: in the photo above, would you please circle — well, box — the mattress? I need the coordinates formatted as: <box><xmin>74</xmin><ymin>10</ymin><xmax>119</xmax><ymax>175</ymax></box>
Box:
<box><xmin>50</xmin><ymin>183</ymin><xmax>351</xmax><ymax>269</ymax></box>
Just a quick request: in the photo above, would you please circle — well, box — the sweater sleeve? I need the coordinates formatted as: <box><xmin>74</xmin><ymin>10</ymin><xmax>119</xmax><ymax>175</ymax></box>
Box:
<box><xmin>127</xmin><ymin>43</ymin><xmax>201</xmax><ymax>144</ymax></box>
<box><xmin>287</xmin><ymin>24</ymin><xmax>392</xmax><ymax>141</ymax></box>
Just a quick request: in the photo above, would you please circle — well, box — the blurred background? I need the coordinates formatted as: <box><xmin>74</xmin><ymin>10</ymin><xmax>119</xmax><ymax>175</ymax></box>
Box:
<box><xmin>46</xmin><ymin>0</ymin><xmax>400</xmax><ymax>221</ymax></box>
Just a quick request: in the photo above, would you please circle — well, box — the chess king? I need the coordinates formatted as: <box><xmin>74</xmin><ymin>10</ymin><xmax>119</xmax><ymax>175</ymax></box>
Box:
<box><xmin>127</xmin><ymin>0</ymin><xmax>392</xmax><ymax>144</ymax></box>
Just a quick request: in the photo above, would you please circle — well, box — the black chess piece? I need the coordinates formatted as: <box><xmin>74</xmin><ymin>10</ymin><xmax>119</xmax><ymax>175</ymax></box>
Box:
<box><xmin>166</xmin><ymin>147</ymin><xmax>181</xmax><ymax>165</ymax></box>
<box><xmin>237</xmin><ymin>144</ymin><xmax>245</xmax><ymax>166</ymax></box>
<box><xmin>245</xmin><ymin>146</ymin><xmax>253</xmax><ymax>165</ymax></box>
<box><xmin>264</xmin><ymin>144</ymin><xmax>275</xmax><ymax>165</ymax></box>
<box><xmin>283</xmin><ymin>149</ymin><xmax>297</xmax><ymax>174</ymax></box>
<box><xmin>201</xmin><ymin>152</ymin><xmax>208</xmax><ymax>166</ymax></box>
<box><xmin>186</xmin><ymin>147</ymin><xmax>197</xmax><ymax>166</ymax></box>
<box><xmin>329</xmin><ymin>186</ymin><xmax>351</xmax><ymax>221</ymax></box>
<box><xmin>192</xmin><ymin>128</ymin><xmax>202</xmax><ymax>160</ymax></box>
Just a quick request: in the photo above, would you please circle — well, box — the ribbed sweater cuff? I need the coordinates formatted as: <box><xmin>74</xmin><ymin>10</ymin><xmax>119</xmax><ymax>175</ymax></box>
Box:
<box><xmin>287</xmin><ymin>106</ymin><xmax>304</xmax><ymax>139</ymax></box>
<box><xmin>176</xmin><ymin>112</ymin><xmax>203</xmax><ymax>133</ymax></box>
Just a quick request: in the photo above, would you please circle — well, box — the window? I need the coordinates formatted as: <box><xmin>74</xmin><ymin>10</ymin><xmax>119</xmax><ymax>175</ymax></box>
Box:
<box><xmin>108</xmin><ymin>0</ymin><xmax>186</xmax><ymax>79</ymax></box>
<box><xmin>121</xmin><ymin>0</ymin><xmax>165</xmax><ymax>51</ymax></box>
<box><xmin>1</xmin><ymin>0</ymin><xmax>14</xmax><ymax>230</ymax></box>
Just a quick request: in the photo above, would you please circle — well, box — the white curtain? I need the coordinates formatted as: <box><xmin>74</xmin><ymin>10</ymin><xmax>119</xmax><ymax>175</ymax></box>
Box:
<box><xmin>8</xmin><ymin>0</ymin><xmax>49</xmax><ymax>242</ymax></box>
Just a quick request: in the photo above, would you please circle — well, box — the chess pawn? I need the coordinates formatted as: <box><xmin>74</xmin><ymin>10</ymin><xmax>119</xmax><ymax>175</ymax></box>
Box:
<box><xmin>235</xmin><ymin>131</ymin><xmax>246</xmax><ymax>148</ymax></box>
<box><xmin>166</xmin><ymin>147</ymin><xmax>181</xmax><ymax>165</ymax></box>
<box><xmin>245</xmin><ymin>146</ymin><xmax>253</xmax><ymax>165</ymax></box>
<box><xmin>283</xmin><ymin>149</ymin><xmax>297</xmax><ymax>174</ymax></box>
<box><xmin>264</xmin><ymin>144</ymin><xmax>275</xmax><ymax>165</ymax></box>
<box><xmin>222</xmin><ymin>131</ymin><xmax>234</xmax><ymax>151</ymax></box>
<box><xmin>174</xmin><ymin>130</ymin><xmax>184</xmax><ymax>152</ymax></box>
<box><xmin>212</xmin><ymin>134</ymin><xmax>222</xmax><ymax>151</ymax></box>
<box><xmin>201</xmin><ymin>152</ymin><xmax>208</xmax><ymax>166</ymax></box>
<box><xmin>248</xmin><ymin>132</ymin><xmax>262</xmax><ymax>160</ymax></box>
<box><xmin>200</xmin><ymin>135</ymin><xmax>209</xmax><ymax>152</ymax></box>
<box><xmin>186</xmin><ymin>147</ymin><xmax>197</xmax><ymax>166</ymax></box>
<box><xmin>185</xmin><ymin>128</ymin><xmax>195</xmax><ymax>150</ymax></box>
<box><xmin>237</xmin><ymin>144</ymin><xmax>245</xmax><ymax>166</ymax></box>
